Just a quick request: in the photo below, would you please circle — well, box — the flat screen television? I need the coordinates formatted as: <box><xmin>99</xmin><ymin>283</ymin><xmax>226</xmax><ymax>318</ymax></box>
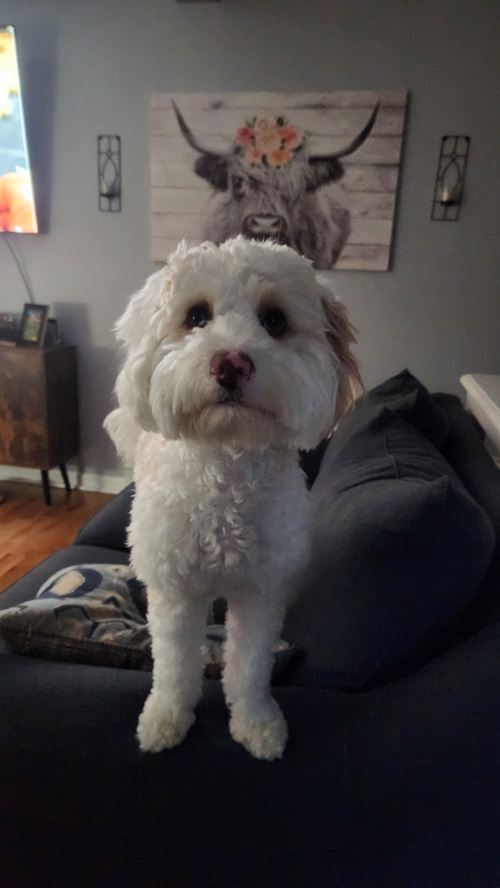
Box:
<box><xmin>0</xmin><ymin>25</ymin><xmax>38</xmax><ymax>233</ymax></box>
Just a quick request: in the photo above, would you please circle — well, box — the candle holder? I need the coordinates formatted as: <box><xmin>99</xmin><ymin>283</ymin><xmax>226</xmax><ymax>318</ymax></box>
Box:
<box><xmin>431</xmin><ymin>135</ymin><xmax>470</xmax><ymax>221</ymax></box>
<box><xmin>98</xmin><ymin>135</ymin><xmax>122</xmax><ymax>212</ymax></box>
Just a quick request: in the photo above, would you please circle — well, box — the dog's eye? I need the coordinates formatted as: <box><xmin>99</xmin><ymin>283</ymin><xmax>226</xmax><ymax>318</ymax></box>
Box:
<box><xmin>260</xmin><ymin>308</ymin><xmax>288</xmax><ymax>338</ymax></box>
<box><xmin>187</xmin><ymin>305</ymin><xmax>211</xmax><ymax>329</ymax></box>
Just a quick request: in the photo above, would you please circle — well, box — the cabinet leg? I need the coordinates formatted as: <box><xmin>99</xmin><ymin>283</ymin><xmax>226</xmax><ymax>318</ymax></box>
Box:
<box><xmin>41</xmin><ymin>470</ymin><xmax>51</xmax><ymax>506</ymax></box>
<box><xmin>59</xmin><ymin>463</ymin><xmax>71</xmax><ymax>493</ymax></box>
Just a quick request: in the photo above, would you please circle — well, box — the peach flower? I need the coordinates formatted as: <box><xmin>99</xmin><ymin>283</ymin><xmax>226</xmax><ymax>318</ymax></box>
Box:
<box><xmin>267</xmin><ymin>148</ymin><xmax>293</xmax><ymax>167</ymax></box>
<box><xmin>245</xmin><ymin>144</ymin><xmax>263</xmax><ymax>164</ymax></box>
<box><xmin>254</xmin><ymin>113</ymin><xmax>277</xmax><ymax>134</ymax></box>
<box><xmin>278</xmin><ymin>124</ymin><xmax>301</xmax><ymax>150</ymax></box>
<box><xmin>254</xmin><ymin>128</ymin><xmax>282</xmax><ymax>156</ymax></box>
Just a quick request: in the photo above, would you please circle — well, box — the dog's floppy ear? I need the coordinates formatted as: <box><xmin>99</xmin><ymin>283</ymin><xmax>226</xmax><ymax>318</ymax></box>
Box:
<box><xmin>114</xmin><ymin>268</ymin><xmax>171</xmax><ymax>433</ymax></box>
<box><xmin>317</xmin><ymin>277</ymin><xmax>363</xmax><ymax>426</ymax></box>
<box><xmin>114</xmin><ymin>241</ymin><xmax>192</xmax><ymax>433</ymax></box>
<box><xmin>115</xmin><ymin>267</ymin><xmax>170</xmax><ymax>350</ymax></box>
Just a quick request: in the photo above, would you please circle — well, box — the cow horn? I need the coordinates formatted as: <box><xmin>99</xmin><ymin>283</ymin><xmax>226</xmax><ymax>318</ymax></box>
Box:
<box><xmin>309</xmin><ymin>102</ymin><xmax>380</xmax><ymax>163</ymax></box>
<box><xmin>171</xmin><ymin>99</ymin><xmax>226</xmax><ymax>158</ymax></box>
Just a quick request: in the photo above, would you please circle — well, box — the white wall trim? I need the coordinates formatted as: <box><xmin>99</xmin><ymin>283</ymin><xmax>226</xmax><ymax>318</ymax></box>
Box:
<box><xmin>0</xmin><ymin>465</ymin><xmax>129</xmax><ymax>495</ymax></box>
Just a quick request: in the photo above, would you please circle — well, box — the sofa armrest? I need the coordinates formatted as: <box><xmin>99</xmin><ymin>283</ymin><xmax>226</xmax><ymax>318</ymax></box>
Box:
<box><xmin>73</xmin><ymin>483</ymin><xmax>135</xmax><ymax>552</ymax></box>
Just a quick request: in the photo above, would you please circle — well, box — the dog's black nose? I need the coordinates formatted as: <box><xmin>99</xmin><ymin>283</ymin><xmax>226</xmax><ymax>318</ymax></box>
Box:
<box><xmin>210</xmin><ymin>350</ymin><xmax>255</xmax><ymax>391</ymax></box>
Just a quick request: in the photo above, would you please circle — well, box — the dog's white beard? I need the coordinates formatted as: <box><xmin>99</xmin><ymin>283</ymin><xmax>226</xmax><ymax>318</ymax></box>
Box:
<box><xmin>147</xmin><ymin>333</ymin><xmax>338</xmax><ymax>451</ymax></box>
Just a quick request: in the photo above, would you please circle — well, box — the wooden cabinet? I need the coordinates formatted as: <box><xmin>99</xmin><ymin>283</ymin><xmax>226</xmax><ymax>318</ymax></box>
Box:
<box><xmin>0</xmin><ymin>345</ymin><xmax>79</xmax><ymax>504</ymax></box>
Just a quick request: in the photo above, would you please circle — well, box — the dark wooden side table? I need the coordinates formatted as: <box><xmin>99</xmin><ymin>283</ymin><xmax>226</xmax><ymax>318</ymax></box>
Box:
<box><xmin>0</xmin><ymin>344</ymin><xmax>79</xmax><ymax>505</ymax></box>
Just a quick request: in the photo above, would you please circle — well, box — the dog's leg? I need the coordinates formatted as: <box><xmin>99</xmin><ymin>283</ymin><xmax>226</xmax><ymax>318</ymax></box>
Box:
<box><xmin>223</xmin><ymin>592</ymin><xmax>288</xmax><ymax>761</ymax></box>
<box><xmin>137</xmin><ymin>589</ymin><xmax>208</xmax><ymax>753</ymax></box>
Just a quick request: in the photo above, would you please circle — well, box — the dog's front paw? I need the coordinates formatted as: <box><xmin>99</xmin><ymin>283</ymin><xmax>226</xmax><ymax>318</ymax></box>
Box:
<box><xmin>229</xmin><ymin>705</ymin><xmax>288</xmax><ymax>761</ymax></box>
<box><xmin>137</xmin><ymin>693</ymin><xmax>195</xmax><ymax>753</ymax></box>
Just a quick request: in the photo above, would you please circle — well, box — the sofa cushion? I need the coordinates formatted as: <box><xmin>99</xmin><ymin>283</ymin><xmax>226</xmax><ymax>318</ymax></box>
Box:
<box><xmin>298</xmin><ymin>369</ymin><xmax>449</xmax><ymax>491</ymax></box>
<box><xmin>331</xmin><ymin>368</ymin><xmax>450</xmax><ymax>452</ymax></box>
<box><xmin>433</xmin><ymin>392</ymin><xmax>500</xmax><ymax>633</ymax></box>
<box><xmin>73</xmin><ymin>483</ymin><xmax>135</xmax><ymax>551</ymax></box>
<box><xmin>0</xmin><ymin>564</ymin><xmax>300</xmax><ymax>683</ymax></box>
<box><xmin>284</xmin><ymin>372</ymin><xmax>496</xmax><ymax>690</ymax></box>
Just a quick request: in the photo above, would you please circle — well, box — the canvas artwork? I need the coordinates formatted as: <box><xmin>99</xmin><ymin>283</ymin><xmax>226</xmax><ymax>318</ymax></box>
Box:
<box><xmin>151</xmin><ymin>90</ymin><xmax>408</xmax><ymax>271</ymax></box>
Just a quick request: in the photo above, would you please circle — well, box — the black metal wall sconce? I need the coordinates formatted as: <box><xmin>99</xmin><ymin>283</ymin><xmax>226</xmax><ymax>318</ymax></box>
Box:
<box><xmin>431</xmin><ymin>135</ymin><xmax>470</xmax><ymax>221</ymax></box>
<box><xmin>98</xmin><ymin>135</ymin><xmax>121</xmax><ymax>212</ymax></box>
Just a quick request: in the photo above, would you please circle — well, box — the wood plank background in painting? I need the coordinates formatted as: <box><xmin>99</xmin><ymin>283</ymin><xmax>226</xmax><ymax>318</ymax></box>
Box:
<box><xmin>151</xmin><ymin>91</ymin><xmax>408</xmax><ymax>271</ymax></box>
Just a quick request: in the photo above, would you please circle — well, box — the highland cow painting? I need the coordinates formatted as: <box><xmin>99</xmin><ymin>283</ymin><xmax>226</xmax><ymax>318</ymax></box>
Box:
<box><xmin>151</xmin><ymin>91</ymin><xmax>408</xmax><ymax>271</ymax></box>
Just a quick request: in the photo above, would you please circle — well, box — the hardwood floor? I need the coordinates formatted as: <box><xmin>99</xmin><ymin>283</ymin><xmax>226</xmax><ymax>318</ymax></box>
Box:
<box><xmin>0</xmin><ymin>480</ymin><xmax>115</xmax><ymax>594</ymax></box>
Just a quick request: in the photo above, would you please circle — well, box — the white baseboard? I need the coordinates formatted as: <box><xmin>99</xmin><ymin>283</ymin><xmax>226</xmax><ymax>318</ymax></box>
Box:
<box><xmin>0</xmin><ymin>465</ymin><xmax>129</xmax><ymax>495</ymax></box>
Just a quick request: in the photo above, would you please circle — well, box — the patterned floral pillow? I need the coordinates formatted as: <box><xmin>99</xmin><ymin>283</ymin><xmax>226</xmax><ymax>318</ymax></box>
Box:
<box><xmin>0</xmin><ymin>565</ymin><xmax>152</xmax><ymax>671</ymax></box>
<box><xmin>0</xmin><ymin>565</ymin><xmax>301</xmax><ymax>682</ymax></box>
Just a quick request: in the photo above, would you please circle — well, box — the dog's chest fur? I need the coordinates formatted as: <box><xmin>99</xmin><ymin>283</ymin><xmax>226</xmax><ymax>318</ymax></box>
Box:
<box><xmin>130</xmin><ymin>434</ymin><xmax>310</xmax><ymax>589</ymax></box>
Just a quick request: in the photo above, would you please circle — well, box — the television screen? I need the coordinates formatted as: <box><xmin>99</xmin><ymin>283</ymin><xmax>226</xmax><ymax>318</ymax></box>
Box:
<box><xmin>0</xmin><ymin>25</ymin><xmax>38</xmax><ymax>233</ymax></box>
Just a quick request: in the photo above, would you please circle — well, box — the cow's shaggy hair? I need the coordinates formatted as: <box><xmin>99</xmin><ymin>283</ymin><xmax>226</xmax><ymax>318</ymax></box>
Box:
<box><xmin>105</xmin><ymin>236</ymin><xmax>360</xmax><ymax>760</ymax></box>
<box><xmin>205</xmin><ymin>157</ymin><xmax>352</xmax><ymax>270</ymax></box>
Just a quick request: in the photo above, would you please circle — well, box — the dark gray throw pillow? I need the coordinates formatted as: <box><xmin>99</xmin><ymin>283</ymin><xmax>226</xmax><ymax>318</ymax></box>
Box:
<box><xmin>298</xmin><ymin>369</ymin><xmax>449</xmax><ymax>490</ymax></box>
<box><xmin>284</xmin><ymin>373</ymin><xmax>495</xmax><ymax>691</ymax></box>
<box><xmin>331</xmin><ymin>368</ymin><xmax>450</xmax><ymax>453</ymax></box>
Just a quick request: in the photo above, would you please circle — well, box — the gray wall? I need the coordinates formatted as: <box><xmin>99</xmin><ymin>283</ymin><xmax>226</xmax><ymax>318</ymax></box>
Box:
<box><xmin>1</xmin><ymin>0</ymin><xmax>499</xmax><ymax>482</ymax></box>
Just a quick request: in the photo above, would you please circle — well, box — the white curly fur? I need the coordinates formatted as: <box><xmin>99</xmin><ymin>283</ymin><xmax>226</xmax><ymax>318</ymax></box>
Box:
<box><xmin>105</xmin><ymin>236</ymin><xmax>359</xmax><ymax>760</ymax></box>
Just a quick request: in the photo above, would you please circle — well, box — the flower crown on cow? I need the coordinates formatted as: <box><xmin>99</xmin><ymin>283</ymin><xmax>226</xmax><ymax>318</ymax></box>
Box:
<box><xmin>233</xmin><ymin>113</ymin><xmax>306</xmax><ymax>169</ymax></box>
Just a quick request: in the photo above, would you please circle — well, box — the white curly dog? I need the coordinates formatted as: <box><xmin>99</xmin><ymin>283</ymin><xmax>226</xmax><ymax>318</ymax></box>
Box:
<box><xmin>105</xmin><ymin>236</ymin><xmax>360</xmax><ymax>761</ymax></box>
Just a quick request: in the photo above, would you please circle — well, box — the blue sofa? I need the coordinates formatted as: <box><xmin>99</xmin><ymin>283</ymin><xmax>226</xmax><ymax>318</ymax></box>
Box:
<box><xmin>1</xmin><ymin>370</ymin><xmax>500</xmax><ymax>888</ymax></box>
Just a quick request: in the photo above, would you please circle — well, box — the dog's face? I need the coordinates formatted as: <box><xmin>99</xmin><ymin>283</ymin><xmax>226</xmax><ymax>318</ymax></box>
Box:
<box><xmin>115</xmin><ymin>237</ymin><xmax>360</xmax><ymax>450</ymax></box>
